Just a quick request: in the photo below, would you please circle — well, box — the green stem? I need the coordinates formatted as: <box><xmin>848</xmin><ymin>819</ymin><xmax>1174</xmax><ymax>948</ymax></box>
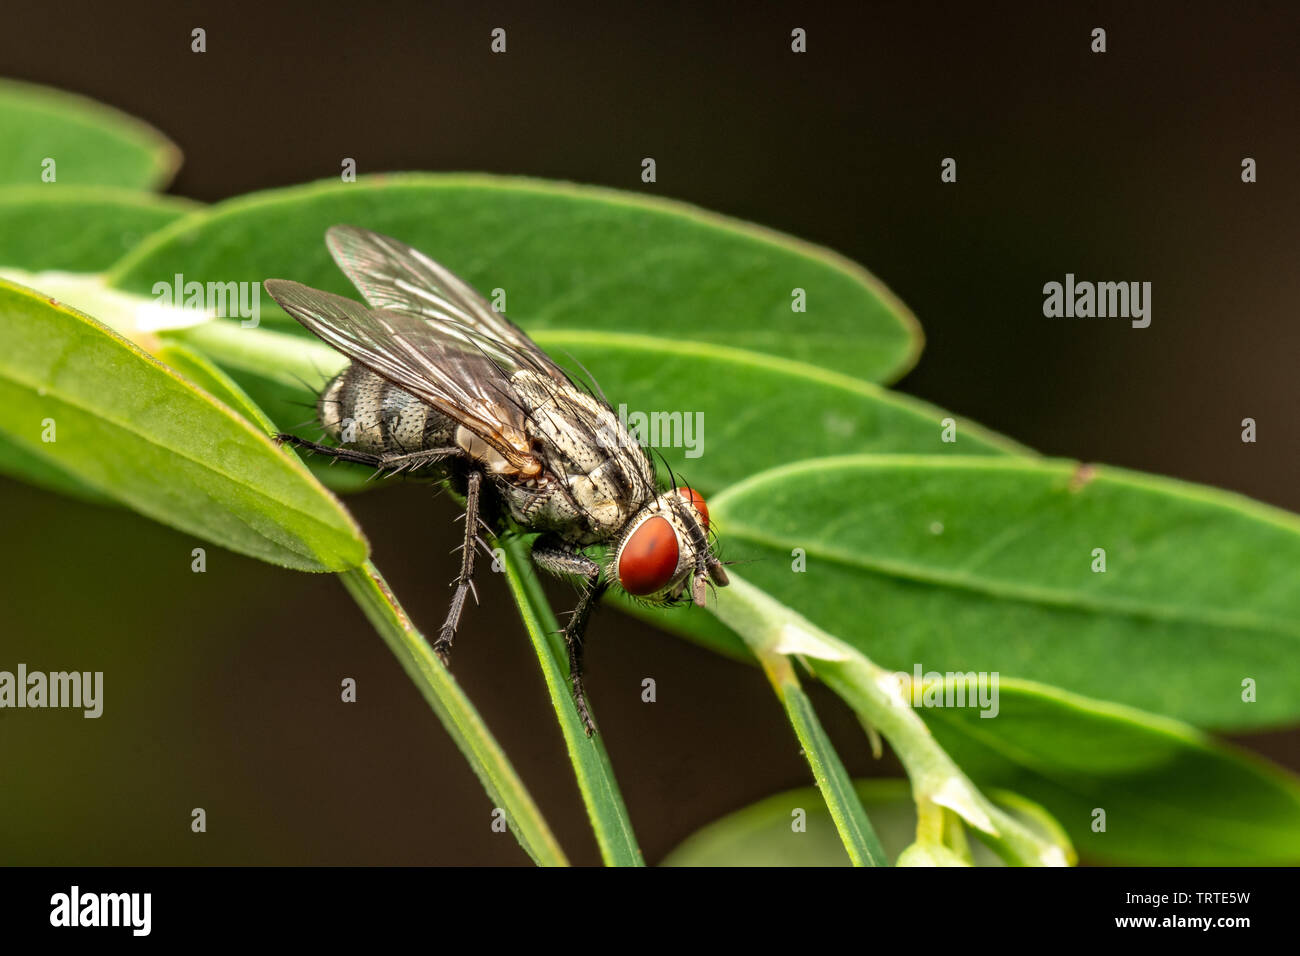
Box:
<box><xmin>341</xmin><ymin>559</ymin><xmax>569</xmax><ymax>866</ymax></box>
<box><xmin>500</xmin><ymin>535</ymin><xmax>644</xmax><ymax>866</ymax></box>
<box><xmin>757</xmin><ymin>651</ymin><xmax>887</xmax><ymax>866</ymax></box>
<box><xmin>166</xmin><ymin>320</ymin><xmax>343</xmax><ymax>389</ymax></box>
<box><xmin>710</xmin><ymin>573</ymin><xmax>1068</xmax><ymax>867</ymax></box>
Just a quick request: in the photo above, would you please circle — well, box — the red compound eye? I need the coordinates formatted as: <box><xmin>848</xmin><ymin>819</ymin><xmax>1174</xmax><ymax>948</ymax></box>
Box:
<box><xmin>617</xmin><ymin>516</ymin><xmax>680</xmax><ymax>595</ymax></box>
<box><xmin>675</xmin><ymin>486</ymin><xmax>709</xmax><ymax>530</ymax></box>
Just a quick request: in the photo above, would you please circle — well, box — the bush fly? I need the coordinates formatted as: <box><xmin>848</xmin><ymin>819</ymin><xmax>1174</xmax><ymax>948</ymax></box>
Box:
<box><xmin>265</xmin><ymin>227</ymin><xmax>728</xmax><ymax>734</ymax></box>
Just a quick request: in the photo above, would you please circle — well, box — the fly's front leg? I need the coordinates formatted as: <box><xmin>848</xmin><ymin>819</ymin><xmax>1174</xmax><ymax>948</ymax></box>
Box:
<box><xmin>531</xmin><ymin>536</ymin><xmax>609</xmax><ymax>736</ymax></box>
<box><xmin>434</xmin><ymin>470</ymin><xmax>484</xmax><ymax>662</ymax></box>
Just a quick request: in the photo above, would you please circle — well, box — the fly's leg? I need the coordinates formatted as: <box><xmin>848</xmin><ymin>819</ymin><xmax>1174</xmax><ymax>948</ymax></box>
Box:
<box><xmin>275</xmin><ymin>433</ymin><xmax>385</xmax><ymax>467</ymax></box>
<box><xmin>564</xmin><ymin>579</ymin><xmax>609</xmax><ymax>737</ymax></box>
<box><xmin>275</xmin><ymin>433</ymin><xmax>455</xmax><ymax>473</ymax></box>
<box><xmin>531</xmin><ymin>537</ymin><xmax>609</xmax><ymax>736</ymax></box>
<box><xmin>434</xmin><ymin>470</ymin><xmax>484</xmax><ymax>662</ymax></box>
<box><xmin>374</xmin><ymin>448</ymin><xmax>459</xmax><ymax>475</ymax></box>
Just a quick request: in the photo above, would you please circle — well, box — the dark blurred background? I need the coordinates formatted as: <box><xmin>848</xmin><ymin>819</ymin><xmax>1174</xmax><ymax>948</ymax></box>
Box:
<box><xmin>1</xmin><ymin>1</ymin><xmax>1296</xmax><ymax>864</ymax></box>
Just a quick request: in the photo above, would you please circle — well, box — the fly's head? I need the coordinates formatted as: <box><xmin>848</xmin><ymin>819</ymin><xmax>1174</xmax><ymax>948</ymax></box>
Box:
<box><xmin>611</xmin><ymin>487</ymin><xmax>729</xmax><ymax>608</ymax></box>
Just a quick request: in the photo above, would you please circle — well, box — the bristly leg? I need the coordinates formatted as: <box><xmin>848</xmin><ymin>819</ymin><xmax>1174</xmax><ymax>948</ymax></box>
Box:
<box><xmin>275</xmin><ymin>432</ymin><xmax>455</xmax><ymax>473</ymax></box>
<box><xmin>434</xmin><ymin>470</ymin><xmax>484</xmax><ymax>662</ymax></box>
<box><xmin>564</xmin><ymin>578</ymin><xmax>609</xmax><ymax>737</ymax></box>
<box><xmin>531</xmin><ymin>536</ymin><xmax>609</xmax><ymax>736</ymax></box>
<box><xmin>276</xmin><ymin>432</ymin><xmax>385</xmax><ymax>467</ymax></box>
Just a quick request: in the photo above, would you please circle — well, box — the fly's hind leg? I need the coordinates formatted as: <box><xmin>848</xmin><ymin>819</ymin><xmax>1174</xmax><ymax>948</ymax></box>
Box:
<box><xmin>434</xmin><ymin>470</ymin><xmax>485</xmax><ymax>662</ymax></box>
<box><xmin>275</xmin><ymin>433</ymin><xmax>455</xmax><ymax>473</ymax></box>
<box><xmin>531</xmin><ymin>536</ymin><xmax>609</xmax><ymax>736</ymax></box>
<box><xmin>276</xmin><ymin>433</ymin><xmax>386</xmax><ymax>467</ymax></box>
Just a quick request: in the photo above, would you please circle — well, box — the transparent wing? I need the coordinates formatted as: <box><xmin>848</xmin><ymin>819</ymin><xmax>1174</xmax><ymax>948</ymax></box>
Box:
<box><xmin>264</xmin><ymin>278</ymin><xmax>542</xmax><ymax>473</ymax></box>
<box><xmin>325</xmin><ymin>224</ymin><xmax>570</xmax><ymax>382</ymax></box>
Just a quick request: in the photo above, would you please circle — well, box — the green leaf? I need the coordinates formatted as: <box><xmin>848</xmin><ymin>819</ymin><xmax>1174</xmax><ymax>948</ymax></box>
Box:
<box><xmin>0</xmin><ymin>80</ymin><xmax>180</xmax><ymax>189</ymax></box>
<box><xmin>181</xmin><ymin>363</ymin><xmax>377</xmax><ymax>496</ymax></box>
<box><xmin>0</xmin><ymin>278</ymin><xmax>367</xmax><ymax>571</ymax></box>
<box><xmin>152</xmin><ymin>339</ymin><xmax>370</xmax><ymax>499</ymax></box>
<box><xmin>341</xmin><ymin>560</ymin><xmax>569</xmax><ymax>866</ymax></box>
<box><xmin>500</xmin><ymin>536</ymin><xmax>644</xmax><ymax>866</ymax></box>
<box><xmin>132</xmin><ymin>322</ymin><xmax>365</xmax><ymax>495</ymax></box>
<box><xmin>0</xmin><ymin>430</ymin><xmax>109</xmax><ymax>503</ymax></box>
<box><xmin>926</xmin><ymin>678</ymin><xmax>1300</xmax><ymax>865</ymax></box>
<box><xmin>155</xmin><ymin>340</ymin><xmax>285</xmax><ymax>434</ymax></box>
<box><xmin>662</xmin><ymin>779</ymin><xmax>1066</xmax><ymax>866</ymax></box>
<box><xmin>0</xmin><ymin>186</ymin><xmax>198</xmax><ymax>272</ymax></box>
<box><xmin>692</xmin><ymin>455</ymin><xmax>1300</xmax><ymax>731</ymax></box>
<box><xmin>106</xmin><ymin>174</ymin><xmax>922</xmax><ymax>383</ymax></box>
<box><xmin>81</xmin><ymin>173</ymin><xmax>1020</xmax><ymax>511</ymax></box>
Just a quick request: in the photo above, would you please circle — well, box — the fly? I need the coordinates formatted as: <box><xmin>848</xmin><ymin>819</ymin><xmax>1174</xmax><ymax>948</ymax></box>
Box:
<box><xmin>264</xmin><ymin>226</ymin><xmax>729</xmax><ymax>735</ymax></box>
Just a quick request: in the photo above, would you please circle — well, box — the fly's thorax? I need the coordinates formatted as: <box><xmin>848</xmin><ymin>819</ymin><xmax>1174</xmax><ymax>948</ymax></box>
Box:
<box><xmin>564</xmin><ymin>465</ymin><xmax>643</xmax><ymax>536</ymax></box>
<box><xmin>507</xmin><ymin>368</ymin><xmax>656</xmax><ymax>536</ymax></box>
<box><xmin>493</xmin><ymin>465</ymin><xmax>638</xmax><ymax>545</ymax></box>
<box><xmin>511</xmin><ymin>370</ymin><xmax>641</xmax><ymax>475</ymax></box>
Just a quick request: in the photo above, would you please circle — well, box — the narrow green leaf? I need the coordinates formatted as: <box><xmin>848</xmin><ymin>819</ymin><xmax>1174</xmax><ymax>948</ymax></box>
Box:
<box><xmin>757</xmin><ymin>652</ymin><xmax>887</xmax><ymax>866</ymax></box>
<box><xmin>341</xmin><ymin>560</ymin><xmax>569</xmax><ymax>866</ymax></box>
<box><xmin>697</xmin><ymin>455</ymin><xmax>1300</xmax><ymax>730</ymax></box>
<box><xmin>0</xmin><ymin>186</ymin><xmax>198</xmax><ymax>272</ymax></box>
<box><xmin>0</xmin><ymin>278</ymin><xmax>366</xmax><ymax>571</ymax></box>
<box><xmin>0</xmin><ymin>79</ymin><xmax>180</xmax><ymax>189</ymax></box>
<box><xmin>106</xmin><ymin>173</ymin><xmax>922</xmax><ymax>383</ymax></box>
<box><xmin>500</xmin><ymin>536</ymin><xmax>644</xmax><ymax>866</ymax></box>
<box><xmin>925</xmin><ymin>678</ymin><xmax>1300</xmax><ymax>865</ymax></box>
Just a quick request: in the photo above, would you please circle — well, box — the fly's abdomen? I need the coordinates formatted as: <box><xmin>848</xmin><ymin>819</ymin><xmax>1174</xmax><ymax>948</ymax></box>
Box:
<box><xmin>320</xmin><ymin>364</ymin><xmax>455</xmax><ymax>454</ymax></box>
